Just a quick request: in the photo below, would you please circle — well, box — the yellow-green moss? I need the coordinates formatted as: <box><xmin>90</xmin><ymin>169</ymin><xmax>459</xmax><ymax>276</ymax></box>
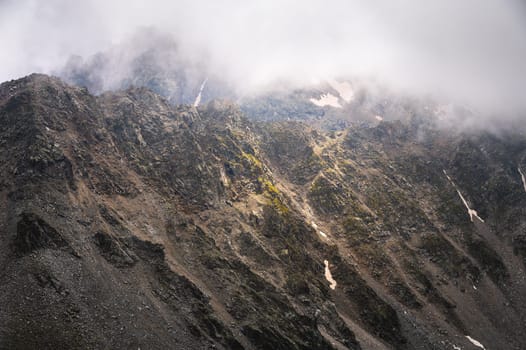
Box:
<box><xmin>258</xmin><ymin>176</ymin><xmax>289</xmax><ymax>214</ymax></box>
<box><xmin>258</xmin><ymin>177</ymin><xmax>280</xmax><ymax>196</ymax></box>
<box><xmin>271</xmin><ymin>197</ymin><xmax>289</xmax><ymax>214</ymax></box>
<box><xmin>241</xmin><ymin>151</ymin><xmax>263</xmax><ymax>169</ymax></box>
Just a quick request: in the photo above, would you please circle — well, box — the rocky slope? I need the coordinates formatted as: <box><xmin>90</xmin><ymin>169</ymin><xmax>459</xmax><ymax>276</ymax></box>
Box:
<box><xmin>1</xmin><ymin>74</ymin><xmax>526</xmax><ymax>350</ymax></box>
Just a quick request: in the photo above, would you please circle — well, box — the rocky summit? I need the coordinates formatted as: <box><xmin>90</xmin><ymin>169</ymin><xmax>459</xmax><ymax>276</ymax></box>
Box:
<box><xmin>1</xmin><ymin>73</ymin><xmax>526</xmax><ymax>350</ymax></box>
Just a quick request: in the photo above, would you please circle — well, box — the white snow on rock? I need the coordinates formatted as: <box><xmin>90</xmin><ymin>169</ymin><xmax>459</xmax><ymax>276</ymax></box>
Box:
<box><xmin>518</xmin><ymin>166</ymin><xmax>526</xmax><ymax>193</ymax></box>
<box><xmin>375</xmin><ymin>115</ymin><xmax>383</xmax><ymax>121</ymax></box>
<box><xmin>324</xmin><ymin>260</ymin><xmax>337</xmax><ymax>290</ymax></box>
<box><xmin>310</xmin><ymin>93</ymin><xmax>342</xmax><ymax>108</ymax></box>
<box><xmin>455</xmin><ymin>188</ymin><xmax>484</xmax><ymax>223</ymax></box>
<box><xmin>193</xmin><ymin>78</ymin><xmax>208</xmax><ymax>107</ymax></box>
<box><xmin>219</xmin><ymin>167</ymin><xmax>229</xmax><ymax>187</ymax></box>
<box><xmin>311</xmin><ymin>222</ymin><xmax>327</xmax><ymax>238</ymax></box>
<box><xmin>443</xmin><ymin>170</ymin><xmax>484</xmax><ymax>223</ymax></box>
<box><xmin>465</xmin><ymin>336</ymin><xmax>485</xmax><ymax>349</ymax></box>
<box><xmin>328</xmin><ymin>79</ymin><xmax>354</xmax><ymax>103</ymax></box>
<box><xmin>443</xmin><ymin>170</ymin><xmax>453</xmax><ymax>182</ymax></box>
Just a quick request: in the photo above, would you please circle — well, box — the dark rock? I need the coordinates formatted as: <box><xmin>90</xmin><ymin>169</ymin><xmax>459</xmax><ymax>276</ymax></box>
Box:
<box><xmin>14</xmin><ymin>212</ymin><xmax>72</xmax><ymax>255</ymax></box>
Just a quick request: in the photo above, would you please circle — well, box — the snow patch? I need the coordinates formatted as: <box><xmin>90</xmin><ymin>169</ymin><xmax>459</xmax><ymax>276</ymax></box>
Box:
<box><xmin>443</xmin><ymin>170</ymin><xmax>453</xmax><ymax>182</ymax></box>
<box><xmin>310</xmin><ymin>93</ymin><xmax>342</xmax><ymax>108</ymax></box>
<box><xmin>455</xmin><ymin>189</ymin><xmax>484</xmax><ymax>223</ymax></box>
<box><xmin>443</xmin><ymin>170</ymin><xmax>484</xmax><ymax>223</ymax></box>
<box><xmin>465</xmin><ymin>336</ymin><xmax>485</xmax><ymax>349</ymax></box>
<box><xmin>375</xmin><ymin>115</ymin><xmax>383</xmax><ymax>121</ymax></box>
<box><xmin>324</xmin><ymin>260</ymin><xmax>337</xmax><ymax>290</ymax></box>
<box><xmin>518</xmin><ymin>166</ymin><xmax>526</xmax><ymax>193</ymax></box>
<box><xmin>193</xmin><ymin>78</ymin><xmax>208</xmax><ymax>107</ymax></box>
<box><xmin>312</xmin><ymin>222</ymin><xmax>327</xmax><ymax>238</ymax></box>
<box><xmin>452</xmin><ymin>345</ymin><xmax>462</xmax><ymax>350</ymax></box>
<box><xmin>328</xmin><ymin>79</ymin><xmax>354</xmax><ymax>102</ymax></box>
<box><xmin>219</xmin><ymin>167</ymin><xmax>229</xmax><ymax>187</ymax></box>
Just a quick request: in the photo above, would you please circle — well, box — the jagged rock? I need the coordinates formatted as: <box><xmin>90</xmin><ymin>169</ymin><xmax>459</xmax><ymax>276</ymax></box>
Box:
<box><xmin>1</xmin><ymin>74</ymin><xmax>526</xmax><ymax>350</ymax></box>
<box><xmin>14</xmin><ymin>212</ymin><xmax>72</xmax><ymax>255</ymax></box>
<box><xmin>93</xmin><ymin>231</ymin><xmax>137</xmax><ymax>268</ymax></box>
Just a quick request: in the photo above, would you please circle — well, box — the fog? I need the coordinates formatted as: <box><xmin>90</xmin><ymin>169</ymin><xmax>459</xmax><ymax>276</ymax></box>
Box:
<box><xmin>1</xmin><ymin>0</ymin><xmax>526</xmax><ymax>119</ymax></box>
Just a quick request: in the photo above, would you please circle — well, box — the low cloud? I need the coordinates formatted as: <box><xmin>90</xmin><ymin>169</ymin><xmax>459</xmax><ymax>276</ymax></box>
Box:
<box><xmin>1</xmin><ymin>0</ymin><xmax>526</xmax><ymax>120</ymax></box>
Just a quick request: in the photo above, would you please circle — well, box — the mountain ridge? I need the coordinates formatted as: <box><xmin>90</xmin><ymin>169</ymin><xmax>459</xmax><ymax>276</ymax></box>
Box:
<box><xmin>1</xmin><ymin>74</ymin><xmax>526</xmax><ymax>350</ymax></box>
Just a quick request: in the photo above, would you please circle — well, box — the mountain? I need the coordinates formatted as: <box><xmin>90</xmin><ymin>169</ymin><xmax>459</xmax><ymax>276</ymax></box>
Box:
<box><xmin>1</xmin><ymin>73</ymin><xmax>526</xmax><ymax>350</ymax></box>
<box><xmin>58</xmin><ymin>29</ymin><xmax>234</xmax><ymax>107</ymax></box>
<box><xmin>56</xmin><ymin>28</ymin><xmax>436</xmax><ymax>130</ymax></box>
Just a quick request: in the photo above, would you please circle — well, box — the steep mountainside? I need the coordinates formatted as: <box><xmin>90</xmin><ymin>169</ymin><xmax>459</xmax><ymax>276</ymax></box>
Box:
<box><xmin>1</xmin><ymin>74</ymin><xmax>526</xmax><ymax>350</ymax></box>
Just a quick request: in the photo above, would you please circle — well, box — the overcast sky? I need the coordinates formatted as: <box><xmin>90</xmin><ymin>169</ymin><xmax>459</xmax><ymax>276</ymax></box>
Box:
<box><xmin>1</xmin><ymin>0</ymin><xmax>526</xmax><ymax>117</ymax></box>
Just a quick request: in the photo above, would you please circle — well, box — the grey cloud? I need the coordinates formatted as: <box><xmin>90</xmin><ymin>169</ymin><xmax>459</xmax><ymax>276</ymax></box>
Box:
<box><xmin>1</xmin><ymin>0</ymin><xmax>525</xmax><ymax>121</ymax></box>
